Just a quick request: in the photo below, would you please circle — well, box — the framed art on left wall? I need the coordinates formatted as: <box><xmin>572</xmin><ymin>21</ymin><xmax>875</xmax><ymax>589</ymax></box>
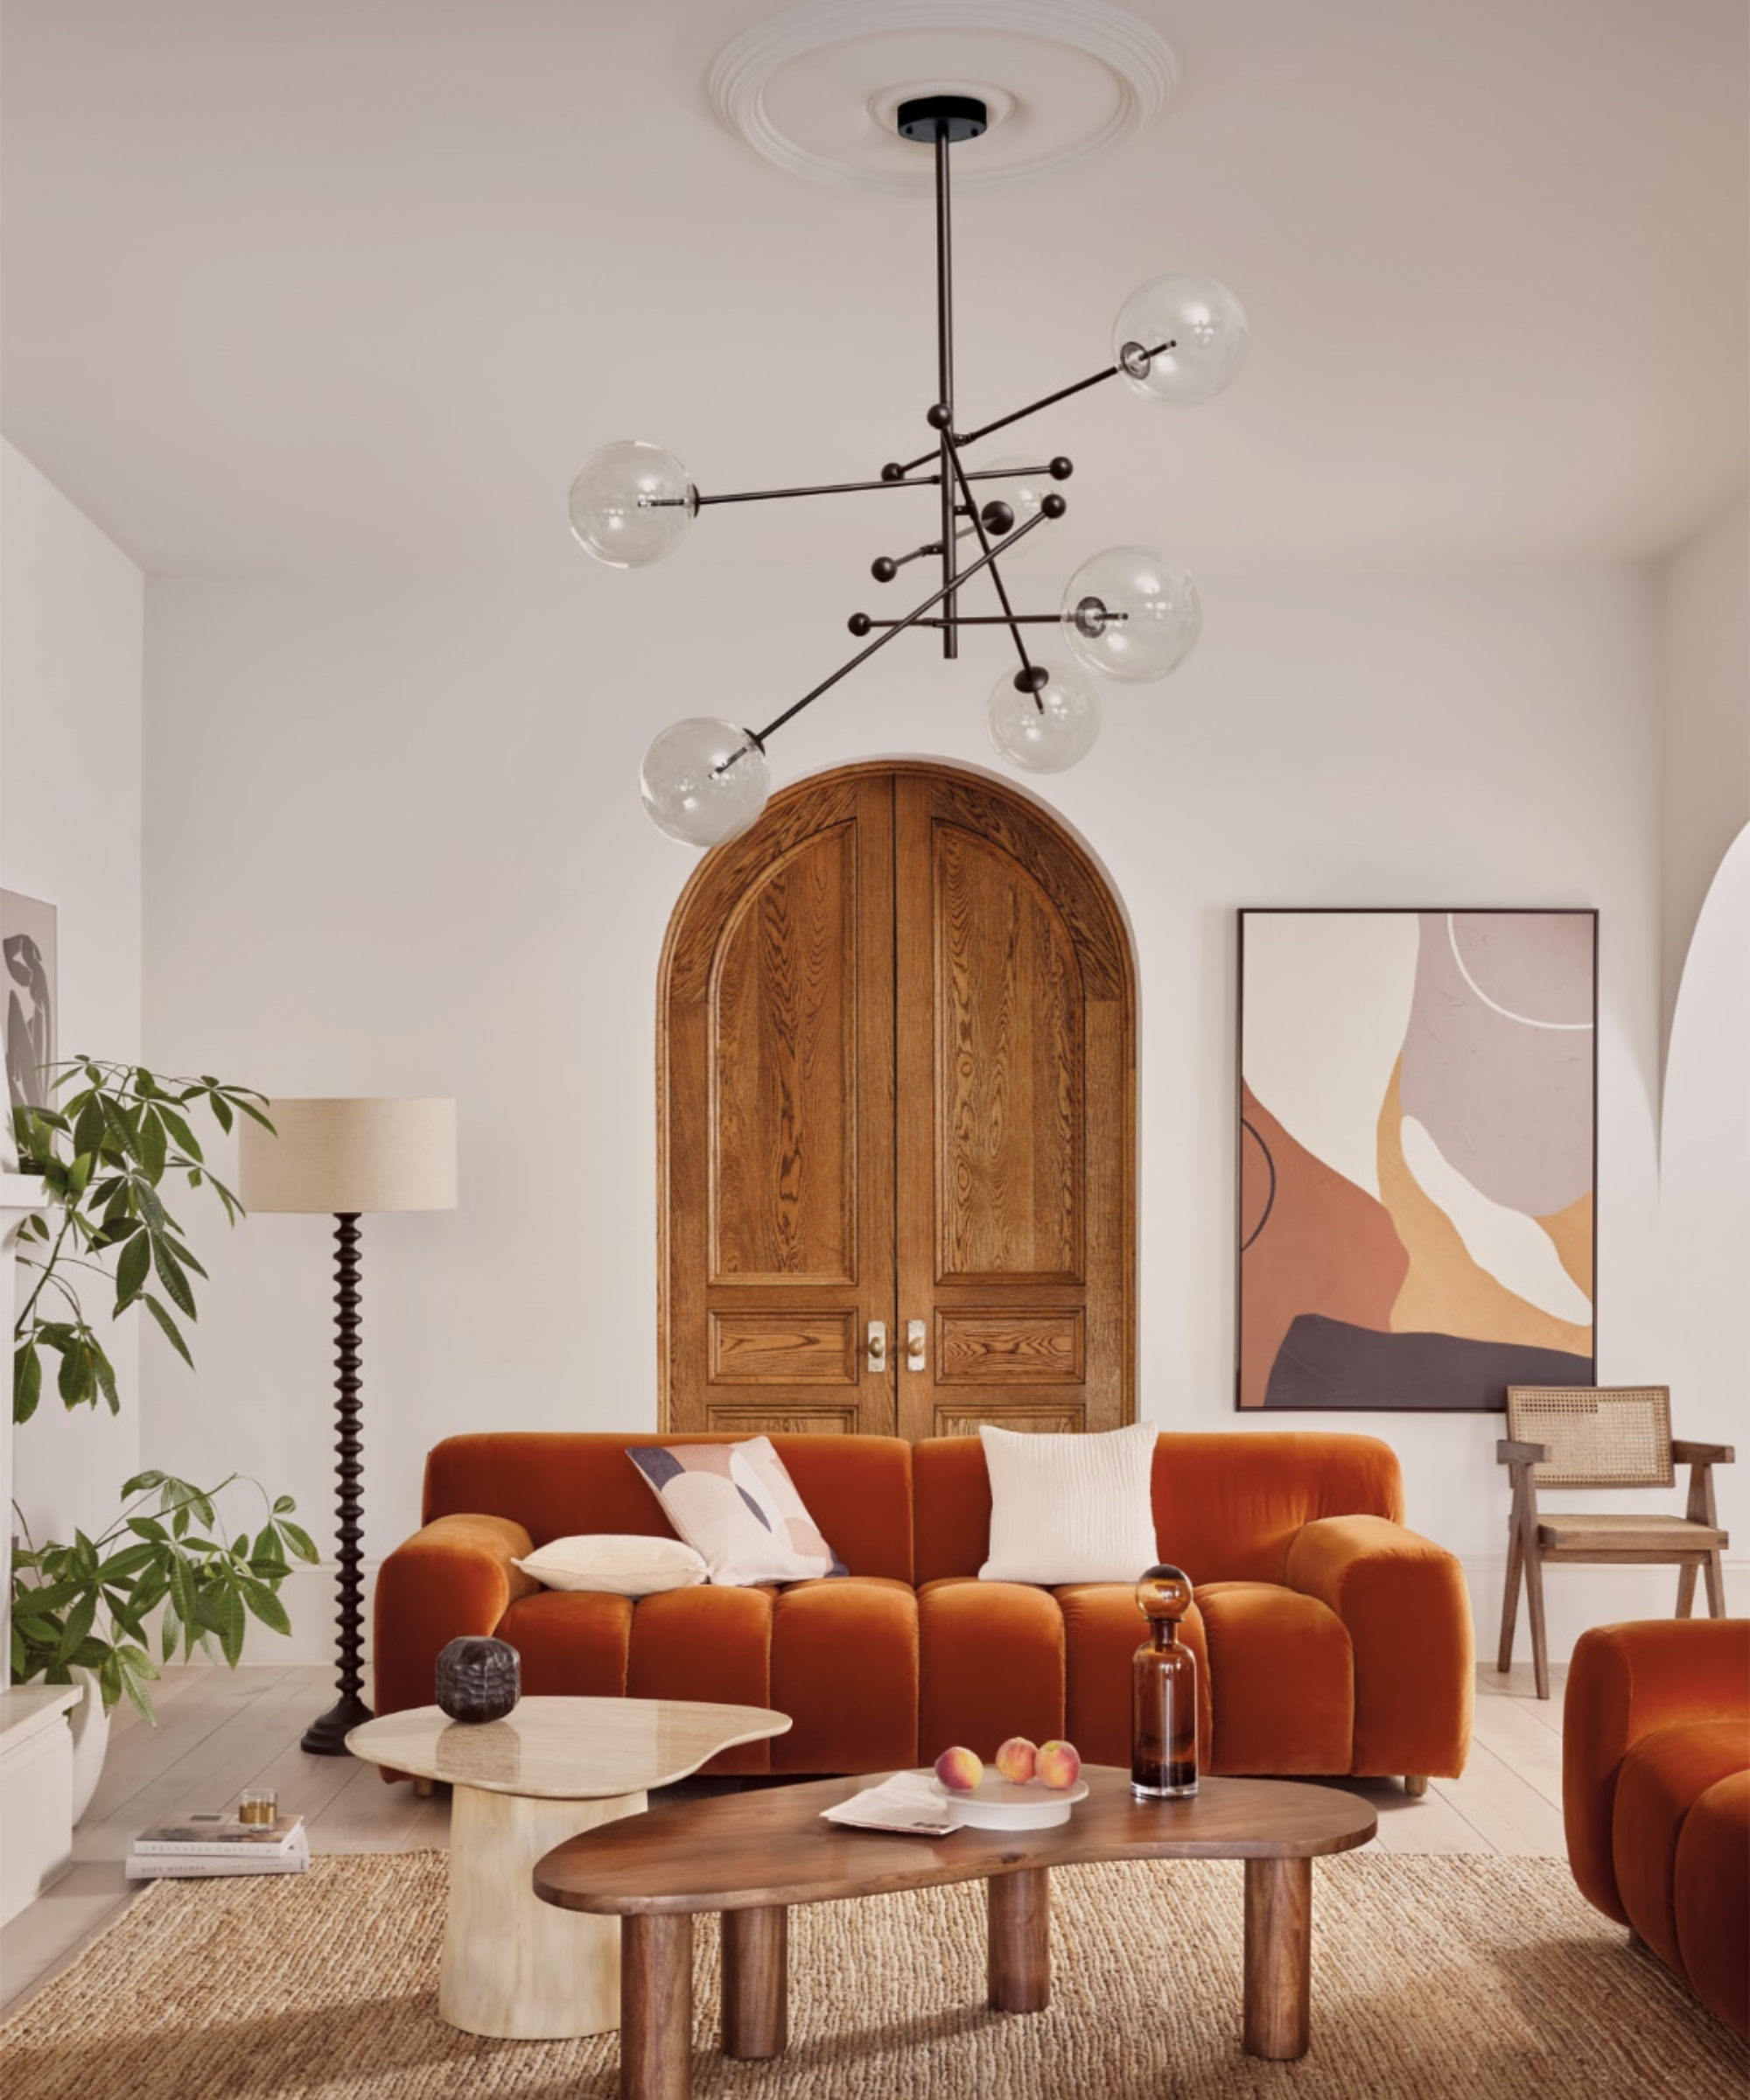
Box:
<box><xmin>2</xmin><ymin>889</ymin><xmax>57</xmax><ymax>1114</ymax></box>
<box><xmin>1236</xmin><ymin>908</ymin><xmax>1597</xmax><ymax>1412</ymax></box>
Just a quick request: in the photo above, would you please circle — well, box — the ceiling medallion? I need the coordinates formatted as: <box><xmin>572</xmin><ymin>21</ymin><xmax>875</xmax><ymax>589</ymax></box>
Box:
<box><xmin>569</xmin><ymin>91</ymin><xmax>1246</xmax><ymax>847</ymax></box>
<box><xmin>707</xmin><ymin>0</ymin><xmax>1178</xmax><ymax>195</ymax></box>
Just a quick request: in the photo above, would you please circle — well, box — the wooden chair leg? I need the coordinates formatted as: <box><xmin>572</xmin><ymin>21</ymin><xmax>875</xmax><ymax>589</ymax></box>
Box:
<box><xmin>1497</xmin><ymin>1520</ymin><xmax>1523</xmax><ymax>1673</ymax></box>
<box><xmin>1704</xmin><ymin>1550</ymin><xmax>1726</xmax><ymax>1617</ymax></box>
<box><xmin>1404</xmin><ymin>1776</ymin><xmax>1428</xmax><ymax>1798</ymax></box>
<box><xmin>1676</xmin><ymin>1563</ymin><xmax>1698</xmax><ymax>1618</ymax></box>
<box><xmin>412</xmin><ymin>1776</ymin><xmax>436</xmax><ymax>1799</ymax></box>
<box><xmin>1524</xmin><ymin>1545</ymin><xmax>1550</xmax><ymax>1700</ymax></box>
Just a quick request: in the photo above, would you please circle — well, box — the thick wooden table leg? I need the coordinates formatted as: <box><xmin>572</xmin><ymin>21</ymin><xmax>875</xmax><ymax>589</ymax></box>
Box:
<box><xmin>987</xmin><ymin>1867</ymin><xmax>1051</xmax><ymax>2012</ymax></box>
<box><xmin>722</xmin><ymin>1905</ymin><xmax>788</xmax><ymax>2058</ymax></box>
<box><xmin>621</xmin><ymin>1913</ymin><xmax>693</xmax><ymax>2100</ymax></box>
<box><xmin>1243</xmin><ymin>1856</ymin><xmax>1311</xmax><ymax>2060</ymax></box>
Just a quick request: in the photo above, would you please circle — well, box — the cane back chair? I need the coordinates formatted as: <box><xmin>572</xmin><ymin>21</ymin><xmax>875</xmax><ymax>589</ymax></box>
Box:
<box><xmin>1497</xmin><ymin>1384</ymin><xmax>1733</xmax><ymax>1698</ymax></box>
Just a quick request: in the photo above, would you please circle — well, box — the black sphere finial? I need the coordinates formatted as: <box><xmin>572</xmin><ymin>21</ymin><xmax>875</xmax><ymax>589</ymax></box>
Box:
<box><xmin>848</xmin><ymin>612</ymin><xmax>872</xmax><ymax>637</ymax></box>
<box><xmin>1013</xmin><ymin>664</ymin><xmax>1049</xmax><ymax>694</ymax></box>
<box><xmin>871</xmin><ymin>556</ymin><xmax>898</xmax><ymax>583</ymax></box>
<box><xmin>1040</xmin><ymin>492</ymin><xmax>1068</xmax><ymax>520</ymax></box>
<box><xmin>926</xmin><ymin>402</ymin><xmax>953</xmax><ymax>430</ymax></box>
<box><xmin>981</xmin><ymin>500</ymin><xmax>1016</xmax><ymax>536</ymax></box>
<box><xmin>880</xmin><ymin>462</ymin><xmax>906</xmax><ymax>483</ymax></box>
<box><xmin>1049</xmin><ymin>457</ymin><xmax>1074</xmax><ymax>481</ymax></box>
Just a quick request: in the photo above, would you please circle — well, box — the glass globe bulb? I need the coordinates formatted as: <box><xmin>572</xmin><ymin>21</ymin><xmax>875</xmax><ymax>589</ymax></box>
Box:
<box><xmin>569</xmin><ymin>440</ymin><xmax>697</xmax><ymax>567</ymax></box>
<box><xmin>1061</xmin><ymin>546</ymin><xmax>1202</xmax><ymax>682</ymax></box>
<box><xmin>1111</xmin><ymin>276</ymin><xmax>1249</xmax><ymax>405</ymax></box>
<box><xmin>986</xmin><ymin>662</ymin><xmax>1102</xmax><ymax>774</ymax></box>
<box><xmin>639</xmin><ymin>718</ymin><xmax>769</xmax><ymax>847</ymax></box>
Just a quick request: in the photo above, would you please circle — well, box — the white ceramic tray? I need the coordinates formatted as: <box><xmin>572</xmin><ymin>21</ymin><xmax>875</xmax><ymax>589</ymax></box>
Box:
<box><xmin>929</xmin><ymin>1774</ymin><xmax>1089</xmax><ymax>1830</ymax></box>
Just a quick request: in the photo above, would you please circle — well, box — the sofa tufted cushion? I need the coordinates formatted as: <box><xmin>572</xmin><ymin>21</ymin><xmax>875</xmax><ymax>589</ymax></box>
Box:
<box><xmin>771</xmin><ymin>1577</ymin><xmax>919</xmax><ymax>1774</ymax></box>
<box><xmin>1196</xmin><ymin>1583</ymin><xmax>1354</xmax><ymax>1775</ymax></box>
<box><xmin>1612</xmin><ymin>1720</ymin><xmax>1750</xmax><ymax>1976</ymax></box>
<box><xmin>918</xmin><ymin>1578</ymin><xmax>1066</xmax><ymax>1763</ymax></box>
<box><xmin>1675</xmin><ymin>1769</ymin><xmax>1750</xmax><ymax>2041</ymax></box>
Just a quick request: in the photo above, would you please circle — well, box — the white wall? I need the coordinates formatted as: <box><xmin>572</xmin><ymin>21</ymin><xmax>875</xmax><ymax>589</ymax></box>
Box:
<box><xmin>1660</xmin><ymin>496</ymin><xmax>1750</xmax><ymax>1052</ymax></box>
<box><xmin>1</xmin><ymin>440</ymin><xmax>144</xmax><ymax>1543</ymax></box>
<box><xmin>142</xmin><ymin>557</ymin><xmax>1746</xmax><ymax>1662</ymax></box>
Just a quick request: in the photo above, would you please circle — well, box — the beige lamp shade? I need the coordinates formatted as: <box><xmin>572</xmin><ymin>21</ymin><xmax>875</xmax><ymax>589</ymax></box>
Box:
<box><xmin>238</xmin><ymin>1097</ymin><xmax>458</xmax><ymax>1214</ymax></box>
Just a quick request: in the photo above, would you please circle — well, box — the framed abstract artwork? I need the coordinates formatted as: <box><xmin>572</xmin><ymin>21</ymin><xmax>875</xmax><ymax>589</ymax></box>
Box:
<box><xmin>3</xmin><ymin>889</ymin><xmax>57</xmax><ymax>1115</ymax></box>
<box><xmin>1236</xmin><ymin>909</ymin><xmax>1597</xmax><ymax>1412</ymax></box>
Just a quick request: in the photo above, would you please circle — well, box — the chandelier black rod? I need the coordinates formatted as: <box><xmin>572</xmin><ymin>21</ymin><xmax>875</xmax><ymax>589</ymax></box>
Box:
<box><xmin>943</xmin><ymin>428</ymin><xmax>1032</xmax><ymax>682</ymax></box>
<box><xmin>934</xmin><ymin>123</ymin><xmax>959</xmax><ymax>662</ymax></box>
<box><xmin>891</xmin><ymin>339</ymin><xmax>1175</xmax><ymax>477</ymax></box>
<box><xmin>748</xmin><ymin>502</ymin><xmax>1057</xmax><ymax>747</ymax></box>
<box><xmin>855</xmin><ymin>612</ymin><xmax>1095</xmax><ymax>628</ymax></box>
<box><xmin>644</xmin><ymin>462</ymin><xmax>1057</xmax><ymax>509</ymax></box>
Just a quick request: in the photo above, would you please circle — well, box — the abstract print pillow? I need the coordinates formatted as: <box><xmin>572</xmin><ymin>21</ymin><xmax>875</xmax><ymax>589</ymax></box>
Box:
<box><xmin>626</xmin><ymin>1437</ymin><xmax>848</xmax><ymax>1586</ymax></box>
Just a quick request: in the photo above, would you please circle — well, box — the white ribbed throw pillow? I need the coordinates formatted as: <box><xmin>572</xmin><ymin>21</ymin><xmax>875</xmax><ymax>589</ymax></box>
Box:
<box><xmin>976</xmin><ymin>1420</ymin><xmax>1160</xmax><ymax>1584</ymax></box>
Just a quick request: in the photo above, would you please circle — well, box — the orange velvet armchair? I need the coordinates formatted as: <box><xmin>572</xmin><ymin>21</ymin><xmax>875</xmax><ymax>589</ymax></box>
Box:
<box><xmin>373</xmin><ymin>1428</ymin><xmax>1474</xmax><ymax>1790</ymax></box>
<box><xmin>1564</xmin><ymin>1619</ymin><xmax>1750</xmax><ymax>2040</ymax></box>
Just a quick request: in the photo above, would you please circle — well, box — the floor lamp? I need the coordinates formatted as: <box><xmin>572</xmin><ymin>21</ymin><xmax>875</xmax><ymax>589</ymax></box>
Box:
<box><xmin>240</xmin><ymin>1097</ymin><xmax>457</xmax><ymax>1754</ymax></box>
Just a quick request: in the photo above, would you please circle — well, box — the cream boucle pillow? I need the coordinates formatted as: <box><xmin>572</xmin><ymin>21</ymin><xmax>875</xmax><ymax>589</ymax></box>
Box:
<box><xmin>977</xmin><ymin>1419</ymin><xmax>1159</xmax><ymax>1584</ymax></box>
<box><xmin>512</xmin><ymin>1533</ymin><xmax>708</xmax><ymax>1598</ymax></box>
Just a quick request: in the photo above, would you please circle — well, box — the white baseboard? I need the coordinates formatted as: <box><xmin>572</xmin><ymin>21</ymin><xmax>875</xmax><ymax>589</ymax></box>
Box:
<box><xmin>208</xmin><ymin>1552</ymin><xmax>1748</xmax><ymax>1678</ymax></box>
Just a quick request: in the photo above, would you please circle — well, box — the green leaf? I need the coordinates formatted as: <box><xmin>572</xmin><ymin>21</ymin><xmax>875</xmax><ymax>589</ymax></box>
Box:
<box><xmin>53</xmin><ymin>1591</ymin><xmax>97</xmax><ymax>1662</ymax></box>
<box><xmin>95</xmin><ymin>1092</ymin><xmax>141</xmax><ymax>1163</ymax></box>
<box><xmin>57</xmin><ymin>1341</ymin><xmax>94</xmax><ymax>1408</ymax></box>
<box><xmin>277</xmin><ymin>1521</ymin><xmax>318</xmax><ymax>1564</ymax></box>
<box><xmin>142</xmin><ymin>1293</ymin><xmax>194</xmax><ymax>1368</ymax></box>
<box><xmin>157</xmin><ymin>1231</ymin><xmax>208</xmax><ymax>1282</ymax></box>
<box><xmin>136</xmin><ymin>1108</ymin><xmax>168</xmax><ymax>1180</ymax></box>
<box><xmin>122</xmin><ymin>1469</ymin><xmax>167</xmax><ymax>1496</ymax></box>
<box><xmin>14</xmin><ymin>1343</ymin><xmax>41</xmax><ymax>1425</ymax></box>
<box><xmin>66</xmin><ymin>1152</ymin><xmax>94</xmax><ymax>1198</ymax></box>
<box><xmin>92</xmin><ymin>1344</ymin><xmax>120</xmax><ymax>1416</ymax></box>
<box><xmin>167</xmin><ymin>1555</ymin><xmax>199</xmax><ymax>1628</ymax></box>
<box><xmin>230</xmin><ymin>1097</ymin><xmax>276</xmax><ymax>1132</ymax></box>
<box><xmin>159</xmin><ymin>1599</ymin><xmax>182</xmax><ymax>1662</ymax></box>
<box><xmin>156</xmin><ymin>1104</ymin><xmax>204</xmax><ymax>1162</ymax></box>
<box><xmin>272</xmin><ymin>1495</ymin><xmax>295</xmax><ymax>1515</ymax></box>
<box><xmin>114</xmin><ymin>1231</ymin><xmax>150</xmax><ymax>1307</ymax></box>
<box><xmin>206</xmin><ymin>1586</ymin><xmax>245</xmax><ymax>1667</ymax></box>
<box><xmin>236</xmin><ymin>1578</ymin><xmax>291</xmax><ymax>1638</ymax></box>
<box><xmin>207</xmin><ymin>1093</ymin><xmax>234</xmax><ymax>1136</ymax></box>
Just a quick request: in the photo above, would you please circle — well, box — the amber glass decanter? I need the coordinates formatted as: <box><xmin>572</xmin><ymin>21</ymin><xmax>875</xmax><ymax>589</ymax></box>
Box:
<box><xmin>1131</xmin><ymin>1563</ymin><xmax>1198</xmax><ymax>1799</ymax></box>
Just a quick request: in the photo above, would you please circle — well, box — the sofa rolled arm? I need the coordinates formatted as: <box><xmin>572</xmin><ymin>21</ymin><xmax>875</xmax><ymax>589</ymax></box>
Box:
<box><xmin>1564</xmin><ymin>1619</ymin><xmax>1750</xmax><ymax>1925</ymax></box>
<box><xmin>1284</xmin><ymin>1514</ymin><xmax>1474</xmax><ymax>1780</ymax></box>
<box><xmin>372</xmin><ymin>1512</ymin><xmax>539</xmax><ymax>1728</ymax></box>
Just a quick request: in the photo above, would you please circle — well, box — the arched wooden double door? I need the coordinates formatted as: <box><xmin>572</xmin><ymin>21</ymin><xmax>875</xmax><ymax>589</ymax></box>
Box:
<box><xmin>658</xmin><ymin>761</ymin><xmax>1136</xmax><ymax>1441</ymax></box>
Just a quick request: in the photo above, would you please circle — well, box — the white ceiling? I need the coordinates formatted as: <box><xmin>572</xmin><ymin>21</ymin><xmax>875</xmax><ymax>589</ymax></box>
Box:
<box><xmin>2</xmin><ymin>0</ymin><xmax>1745</xmax><ymax>578</ymax></box>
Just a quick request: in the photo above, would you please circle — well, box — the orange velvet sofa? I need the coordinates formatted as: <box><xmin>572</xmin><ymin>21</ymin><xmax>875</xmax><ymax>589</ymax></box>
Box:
<box><xmin>1564</xmin><ymin>1619</ymin><xmax>1750</xmax><ymax>2040</ymax></box>
<box><xmin>374</xmin><ymin>1430</ymin><xmax>1473</xmax><ymax>1787</ymax></box>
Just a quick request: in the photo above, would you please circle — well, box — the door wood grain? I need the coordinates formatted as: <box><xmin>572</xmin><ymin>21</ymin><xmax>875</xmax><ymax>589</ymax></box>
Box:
<box><xmin>660</xmin><ymin>763</ymin><xmax>1133</xmax><ymax>1439</ymax></box>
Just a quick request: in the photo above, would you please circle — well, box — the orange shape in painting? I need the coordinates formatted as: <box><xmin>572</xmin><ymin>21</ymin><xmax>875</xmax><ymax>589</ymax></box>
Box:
<box><xmin>1377</xmin><ymin>1060</ymin><xmax>1592</xmax><ymax>1357</ymax></box>
<box><xmin>1238</xmin><ymin>1083</ymin><xmax>1410</xmax><ymax>1410</ymax></box>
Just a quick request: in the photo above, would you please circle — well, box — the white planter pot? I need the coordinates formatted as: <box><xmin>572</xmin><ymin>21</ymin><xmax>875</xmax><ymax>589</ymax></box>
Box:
<box><xmin>67</xmin><ymin>1668</ymin><xmax>111</xmax><ymax>1826</ymax></box>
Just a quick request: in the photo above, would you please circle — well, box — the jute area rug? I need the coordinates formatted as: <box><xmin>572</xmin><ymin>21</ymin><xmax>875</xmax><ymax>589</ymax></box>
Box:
<box><xmin>3</xmin><ymin>1852</ymin><xmax>1744</xmax><ymax>2098</ymax></box>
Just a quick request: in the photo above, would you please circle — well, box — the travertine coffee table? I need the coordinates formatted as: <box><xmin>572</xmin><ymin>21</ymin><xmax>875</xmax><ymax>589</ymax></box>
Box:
<box><xmin>346</xmin><ymin>1696</ymin><xmax>790</xmax><ymax>2040</ymax></box>
<box><xmin>535</xmin><ymin>1766</ymin><xmax>1376</xmax><ymax>2096</ymax></box>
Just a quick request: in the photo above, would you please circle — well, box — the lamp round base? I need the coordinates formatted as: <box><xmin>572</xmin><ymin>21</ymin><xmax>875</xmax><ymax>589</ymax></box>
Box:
<box><xmin>303</xmin><ymin>1690</ymin><xmax>374</xmax><ymax>1757</ymax></box>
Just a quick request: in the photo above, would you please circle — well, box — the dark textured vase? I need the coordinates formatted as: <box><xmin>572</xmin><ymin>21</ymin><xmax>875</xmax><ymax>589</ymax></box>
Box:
<box><xmin>1131</xmin><ymin>1563</ymin><xmax>1199</xmax><ymax>1799</ymax></box>
<box><xmin>435</xmin><ymin>1636</ymin><xmax>521</xmax><ymax>1724</ymax></box>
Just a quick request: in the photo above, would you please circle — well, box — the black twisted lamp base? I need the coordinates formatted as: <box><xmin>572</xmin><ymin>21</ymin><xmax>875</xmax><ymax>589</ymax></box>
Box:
<box><xmin>303</xmin><ymin>1212</ymin><xmax>374</xmax><ymax>1756</ymax></box>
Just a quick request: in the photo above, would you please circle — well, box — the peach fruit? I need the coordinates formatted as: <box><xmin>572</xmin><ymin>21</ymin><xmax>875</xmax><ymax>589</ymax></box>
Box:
<box><xmin>1035</xmin><ymin>1740</ymin><xmax>1082</xmax><ymax>1789</ymax></box>
<box><xmin>994</xmin><ymin>1736</ymin><xmax>1038</xmax><ymax>1783</ymax></box>
<box><xmin>934</xmin><ymin>1746</ymin><xmax>984</xmax><ymax>1792</ymax></box>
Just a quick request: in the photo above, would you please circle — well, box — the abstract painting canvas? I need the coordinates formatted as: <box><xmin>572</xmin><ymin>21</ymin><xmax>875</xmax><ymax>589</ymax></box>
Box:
<box><xmin>3</xmin><ymin>889</ymin><xmax>57</xmax><ymax>1114</ymax></box>
<box><xmin>1237</xmin><ymin>909</ymin><xmax>1596</xmax><ymax>1411</ymax></box>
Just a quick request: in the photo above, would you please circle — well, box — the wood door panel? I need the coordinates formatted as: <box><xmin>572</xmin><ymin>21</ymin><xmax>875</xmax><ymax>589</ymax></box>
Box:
<box><xmin>935</xmin><ymin>1308</ymin><xmax>1085</xmax><ymax>1384</ymax></box>
<box><xmin>934</xmin><ymin>825</ymin><xmax>1084</xmax><ymax>1284</ymax></box>
<box><xmin>662</xmin><ymin>763</ymin><xmax>1131</xmax><ymax>1442</ymax></box>
<box><xmin>710</xmin><ymin>824</ymin><xmax>857</xmax><ymax>1284</ymax></box>
<box><xmin>709</xmin><ymin>1311</ymin><xmax>859</xmax><ymax>1385</ymax></box>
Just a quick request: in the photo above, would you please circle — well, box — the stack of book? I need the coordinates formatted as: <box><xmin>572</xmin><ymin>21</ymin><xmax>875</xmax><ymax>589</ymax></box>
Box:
<box><xmin>126</xmin><ymin>1811</ymin><xmax>309</xmax><ymax>1880</ymax></box>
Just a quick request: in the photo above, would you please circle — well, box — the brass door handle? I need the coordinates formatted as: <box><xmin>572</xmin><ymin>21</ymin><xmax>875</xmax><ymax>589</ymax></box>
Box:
<box><xmin>905</xmin><ymin>1320</ymin><xmax>927</xmax><ymax>1373</ymax></box>
<box><xmin>867</xmin><ymin>1320</ymin><xmax>886</xmax><ymax>1374</ymax></box>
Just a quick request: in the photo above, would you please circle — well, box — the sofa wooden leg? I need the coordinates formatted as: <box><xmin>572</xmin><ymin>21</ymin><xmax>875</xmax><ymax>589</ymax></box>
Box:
<box><xmin>413</xmin><ymin>1776</ymin><xmax>436</xmax><ymax>1799</ymax></box>
<box><xmin>1404</xmin><ymin>1775</ymin><xmax>1429</xmax><ymax>1798</ymax></box>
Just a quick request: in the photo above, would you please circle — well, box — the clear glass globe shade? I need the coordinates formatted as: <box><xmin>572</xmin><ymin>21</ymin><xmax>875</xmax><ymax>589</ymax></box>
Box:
<box><xmin>1061</xmin><ymin>546</ymin><xmax>1202</xmax><ymax>682</ymax></box>
<box><xmin>1111</xmin><ymin>276</ymin><xmax>1249</xmax><ymax>405</ymax></box>
<box><xmin>986</xmin><ymin>662</ymin><xmax>1102</xmax><ymax>774</ymax></box>
<box><xmin>569</xmin><ymin>440</ymin><xmax>697</xmax><ymax>567</ymax></box>
<box><xmin>639</xmin><ymin>718</ymin><xmax>770</xmax><ymax>847</ymax></box>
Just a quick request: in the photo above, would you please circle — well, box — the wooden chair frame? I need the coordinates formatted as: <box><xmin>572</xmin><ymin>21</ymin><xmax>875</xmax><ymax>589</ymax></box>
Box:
<box><xmin>1497</xmin><ymin>1389</ymin><xmax>1733</xmax><ymax>1698</ymax></box>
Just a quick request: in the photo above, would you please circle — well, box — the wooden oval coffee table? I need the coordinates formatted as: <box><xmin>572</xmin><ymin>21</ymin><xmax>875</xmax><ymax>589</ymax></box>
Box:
<box><xmin>346</xmin><ymin>1696</ymin><xmax>789</xmax><ymax>2040</ymax></box>
<box><xmin>535</xmin><ymin>1766</ymin><xmax>1376</xmax><ymax>2096</ymax></box>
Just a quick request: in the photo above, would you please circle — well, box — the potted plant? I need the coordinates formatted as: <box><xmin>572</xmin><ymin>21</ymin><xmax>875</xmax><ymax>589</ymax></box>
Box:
<box><xmin>9</xmin><ymin>1060</ymin><xmax>314</xmax><ymax>1815</ymax></box>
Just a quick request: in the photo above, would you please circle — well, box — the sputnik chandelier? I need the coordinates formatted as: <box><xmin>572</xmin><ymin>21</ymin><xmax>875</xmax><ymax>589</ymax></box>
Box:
<box><xmin>568</xmin><ymin>94</ymin><xmax>1246</xmax><ymax>847</ymax></box>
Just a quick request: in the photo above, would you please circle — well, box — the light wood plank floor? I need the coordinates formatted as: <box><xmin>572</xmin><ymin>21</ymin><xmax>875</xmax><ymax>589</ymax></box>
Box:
<box><xmin>0</xmin><ymin>1661</ymin><xmax>1569</xmax><ymax>2020</ymax></box>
